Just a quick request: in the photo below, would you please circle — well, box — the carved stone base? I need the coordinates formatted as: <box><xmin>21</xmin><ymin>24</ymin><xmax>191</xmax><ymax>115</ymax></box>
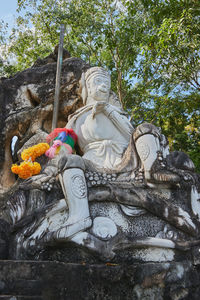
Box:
<box><xmin>4</xmin><ymin>178</ymin><xmax>200</xmax><ymax>263</ymax></box>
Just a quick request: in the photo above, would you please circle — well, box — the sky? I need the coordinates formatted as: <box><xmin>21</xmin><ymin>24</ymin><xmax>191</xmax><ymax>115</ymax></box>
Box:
<box><xmin>0</xmin><ymin>0</ymin><xmax>18</xmax><ymax>31</ymax></box>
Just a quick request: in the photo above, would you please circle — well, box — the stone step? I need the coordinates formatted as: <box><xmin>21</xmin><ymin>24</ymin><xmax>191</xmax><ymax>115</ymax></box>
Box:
<box><xmin>0</xmin><ymin>296</ymin><xmax>42</xmax><ymax>300</ymax></box>
<box><xmin>0</xmin><ymin>260</ymin><xmax>200</xmax><ymax>300</ymax></box>
<box><xmin>0</xmin><ymin>280</ymin><xmax>41</xmax><ymax>296</ymax></box>
<box><xmin>0</xmin><ymin>261</ymin><xmax>43</xmax><ymax>297</ymax></box>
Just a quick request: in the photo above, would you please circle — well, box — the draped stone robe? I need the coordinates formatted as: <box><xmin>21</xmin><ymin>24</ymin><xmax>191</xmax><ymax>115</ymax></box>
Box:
<box><xmin>66</xmin><ymin>103</ymin><xmax>134</xmax><ymax>169</ymax></box>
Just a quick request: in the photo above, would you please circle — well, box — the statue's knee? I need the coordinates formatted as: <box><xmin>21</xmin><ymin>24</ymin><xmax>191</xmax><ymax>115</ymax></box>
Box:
<box><xmin>58</xmin><ymin>154</ymin><xmax>86</xmax><ymax>173</ymax></box>
<box><xmin>133</xmin><ymin>123</ymin><xmax>161</xmax><ymax>142</ymax></box>
<box><xmin>134</xmin><ymin>123</ymin><xmax>167</xmax><ymax>175</ymax></box>
<box><xmin>134</xmin><ymin>123</ymin><xmax>169</xmax><ymax>159</ymax></box>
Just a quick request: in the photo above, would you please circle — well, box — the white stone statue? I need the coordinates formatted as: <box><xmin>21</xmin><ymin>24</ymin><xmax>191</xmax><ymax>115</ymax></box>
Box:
<box><xmin>28</xmin><ymin>67</ymin><xmax>179</xmax><ymax>241</ymax></box>
<box><xmin>43</xmin><ymin>67</ymin><xmax>135</xmax><ymax>241</ymax></box>
<box><xmin>52</xmin><ymin>68</ymin><xmax>133</xmax><ymax>240</ymax></box>
<box><xmin>14</xmin><ymin>66</ymin><xmax>200</xmax><ymax>260</ymax></box>
<box><xmin>67</xmin><ymin>67</ymin><xmax>133</xmax><ymax>169</ymax></box>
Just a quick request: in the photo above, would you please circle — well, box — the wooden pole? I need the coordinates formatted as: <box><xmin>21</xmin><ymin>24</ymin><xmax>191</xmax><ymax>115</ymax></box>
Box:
<box><xmin>51</xmin><ymin>24</ymin><xmax>65</xmax><ymax>131</ymax></box>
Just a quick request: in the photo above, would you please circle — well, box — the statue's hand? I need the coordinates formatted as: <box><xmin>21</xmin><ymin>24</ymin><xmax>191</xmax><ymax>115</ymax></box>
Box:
<box><xmin>19</xmin><ymin>173</ymin><xmax>54</xmax><ymax>190</ymax></box>
<box><xmin>92</xmin><ymin>101</ymin><xmax>108</xmax><ymax>119</ymax></box>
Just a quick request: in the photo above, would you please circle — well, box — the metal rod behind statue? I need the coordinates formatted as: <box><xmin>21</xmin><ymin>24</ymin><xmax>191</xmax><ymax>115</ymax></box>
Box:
<box><xmin>52</xmin><ymin>24</ymin><xmax>65</xmax><ymax>131</ymax></box>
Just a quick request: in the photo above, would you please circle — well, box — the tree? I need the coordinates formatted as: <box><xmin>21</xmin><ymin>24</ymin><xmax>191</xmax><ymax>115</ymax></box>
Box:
<box><xmin>124</xmin><ymin>0</ymin><xmax>200</xmax><ymax>170</ymax></box>
<box><xmin>0</xmin><ymin>20</ymin><xmax>9</xmax><ymax>76</ymax></box>
<box><xmin>5</xmin><ymin>0</ymin><xmax>143</xmax><ymax>107</ymax></box>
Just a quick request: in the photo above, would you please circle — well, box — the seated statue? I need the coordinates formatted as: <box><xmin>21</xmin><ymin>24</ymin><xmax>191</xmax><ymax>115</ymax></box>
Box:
<box><xmin>23</xmin><ymin>66</ymin><xmax>194</xmax><ymax>248</ymax></box>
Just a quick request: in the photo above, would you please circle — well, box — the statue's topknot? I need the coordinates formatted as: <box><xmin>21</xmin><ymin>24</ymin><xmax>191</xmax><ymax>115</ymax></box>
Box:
<box><xmin>85</xmin><ymin>67</ymin><xmax>110</xmax><ymax>82</ymax></box>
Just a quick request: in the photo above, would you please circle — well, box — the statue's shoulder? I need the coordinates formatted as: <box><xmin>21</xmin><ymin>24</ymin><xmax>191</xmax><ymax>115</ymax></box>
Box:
<box><xmin>67</xmin><ymin>105</ymin><xmax>93</xmax><ymax>126</ymax></box>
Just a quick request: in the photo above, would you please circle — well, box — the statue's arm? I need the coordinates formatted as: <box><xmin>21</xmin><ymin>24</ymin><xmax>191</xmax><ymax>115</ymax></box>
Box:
<box><xmin>103</xmin><ymin>105</ymin><xmax>134</xmax><ymax>139</ymax></box>
<box><xmin>91</xmin><ymin>101</ymin><xmax>133</xmax><ymax>139</ymax></box>
<box><xmin>42</xmin><ymin>155</ymin><xmax>60</xmax><ymax>177</ymax></box>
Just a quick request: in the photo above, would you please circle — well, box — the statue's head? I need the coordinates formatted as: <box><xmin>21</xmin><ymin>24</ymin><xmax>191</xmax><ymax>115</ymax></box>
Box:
<box><xmin>80</xmin><ymin>67</ymin><xmax>111</xmax><ymax>104</ymax></box>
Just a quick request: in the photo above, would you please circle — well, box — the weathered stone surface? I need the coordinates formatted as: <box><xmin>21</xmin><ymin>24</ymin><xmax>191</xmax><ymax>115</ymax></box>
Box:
<box><xmin>0</xmin><ymin>260</ymin><xmax>200</xmax><ymax>300</ymax></box>
<box><xmin>0</xmin><ymin>261</ymin><xmax>43</xmax><ymax>299</ymax></box>
<box><xmin>0</xmin><ymin>219</ymin><xmax>10</xmax><ymax>259</ymax></box>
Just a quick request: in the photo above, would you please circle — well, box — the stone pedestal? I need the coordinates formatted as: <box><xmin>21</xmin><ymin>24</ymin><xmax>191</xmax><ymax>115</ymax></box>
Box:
<box><xmin>0</xmin><ymin>260</ymin><xmax>200</xmax><ymax>300</ymax></box>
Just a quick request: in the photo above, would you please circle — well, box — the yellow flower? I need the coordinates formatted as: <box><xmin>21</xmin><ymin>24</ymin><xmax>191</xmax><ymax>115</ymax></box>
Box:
<box><xmin>21</xmin><ymin>143</ymin><xmax>50</xmax><ymax>161</ymax></box>
<box><xmin>11</xmin><ymin>161</ymin><xmax>42</xmax><ymax>179</ymax></box>
<box><xmin>32</xmin><ymin>162</ymin><xmax>41</xmax><ymax>175</ymax></box>
<box><xmin>12</xmin><ymin>143</ymin><xmax>49</xmax><ymax>179</ymax></box>
<box><xmin>11</xmin><ymin>164</ymin><xmax>20</xmax><ymax>174</ymax></box>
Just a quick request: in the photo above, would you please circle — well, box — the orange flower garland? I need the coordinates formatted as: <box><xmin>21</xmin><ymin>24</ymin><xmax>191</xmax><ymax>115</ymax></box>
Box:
<box><xmin>11</xmin><ymin>143</ymin><xmax>50</xmax><ymax>179</ymax></box>
<box><xmin>21</xmin><ymin>143</ymin><xmax>50</xmax><ymax>161</ymax></box>
<box><xmin>11</xmin><ymin>161</ymin><xmax>41</xmax><ymax>179</ymax></box>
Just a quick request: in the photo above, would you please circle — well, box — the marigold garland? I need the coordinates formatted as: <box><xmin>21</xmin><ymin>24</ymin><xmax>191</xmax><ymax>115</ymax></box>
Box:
<box><xmin>11</xmin><ymin>143</ymin><xmax>49</xmax><ymax>179</ymax></box>
<box><xmin>11</xmin><ymin>161</ymin><xmax>41</xmax><ymax>179</ymax></box>
<box><xmin>11</xmin><ymin>134</ymin><xmax>76</xmax><ymax>179</ymax></box>
<box><xmin>21</xmin><ymin>143</ymin><xmax>50</xmax><ymax>161</ymax></box>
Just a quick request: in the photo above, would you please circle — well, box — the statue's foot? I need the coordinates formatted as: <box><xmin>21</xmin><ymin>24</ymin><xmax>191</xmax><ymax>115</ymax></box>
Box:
<box><xmin>23</xmin><ymin>217</ymin><xmax>92</xmax><ymax>254</ymax></box>
<box><xmin>71</xmin><ymin>231</ymin><xmax>116</xmax><ymax>260</ymax></box>
<box><xmin>148</xmin><ymin>171</ymin><xmax>180</xmax><ymax>184</ymax></box>
<box><xmin>44</xmin><ymin>216</ymin><xmax>92</xmax><ymax>243</ymax></box>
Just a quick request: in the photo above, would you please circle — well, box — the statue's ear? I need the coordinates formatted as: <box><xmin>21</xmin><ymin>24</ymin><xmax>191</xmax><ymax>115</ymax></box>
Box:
<box><xmin>79</xmin><ymin>73</ymin><xmax>87</xmax><ymax>104</ymax></box>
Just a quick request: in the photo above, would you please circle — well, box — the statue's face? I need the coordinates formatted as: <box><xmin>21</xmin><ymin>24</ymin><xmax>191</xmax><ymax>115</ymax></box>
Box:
<box><xmin>87</xmin><ymin>74</ymin><xmax>111</xmax><ymax>102</ymax></box>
